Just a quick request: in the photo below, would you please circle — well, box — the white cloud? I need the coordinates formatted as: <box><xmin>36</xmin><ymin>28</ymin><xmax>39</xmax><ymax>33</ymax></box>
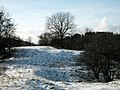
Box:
<box><xmin>94</xmin><ymin>17</ymin><xmax>109</xmax><ymax>32</ymax></box>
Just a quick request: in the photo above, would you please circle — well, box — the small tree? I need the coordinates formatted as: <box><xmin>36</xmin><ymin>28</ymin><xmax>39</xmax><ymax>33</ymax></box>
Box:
<box><xmin>46</xmin><ymin>12</ymin><xmax>76</xmax><ymax>48</ymax></box>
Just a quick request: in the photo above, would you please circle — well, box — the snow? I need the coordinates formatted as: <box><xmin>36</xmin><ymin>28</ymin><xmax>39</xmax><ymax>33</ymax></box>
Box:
<box><xmin>0</xmin><ymin>46</ymin><xmax>120</xmax><ymax>90</ymax></box>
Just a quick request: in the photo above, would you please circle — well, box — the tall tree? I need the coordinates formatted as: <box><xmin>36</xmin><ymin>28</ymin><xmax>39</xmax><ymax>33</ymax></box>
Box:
<box><xmin>0</xmin><ymin>8</ymin><xmax>15</xmax><ymax>54</ymax></box>
<box><xmin>46</xmin><ymin>12</ymin><xmax>76</xmax><ymax>48</ymax></box>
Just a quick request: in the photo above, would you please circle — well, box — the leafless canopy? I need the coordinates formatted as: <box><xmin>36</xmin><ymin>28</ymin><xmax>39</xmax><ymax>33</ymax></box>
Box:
<box><xmin>46</xmin><ymin>12</ymin><xmax>76</xmax><ymax>39</ymax></box>
<box><xmin>0</xmin><ymin>9</ymin><xmax>15</xmax><ymax>38</ymax></box>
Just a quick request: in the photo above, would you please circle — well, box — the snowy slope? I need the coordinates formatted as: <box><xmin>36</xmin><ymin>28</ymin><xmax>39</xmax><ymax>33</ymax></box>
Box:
<box><xmin>0</xmin><ymin>46</ymin><xmax>120</xmax><ymax>90</ymax></box>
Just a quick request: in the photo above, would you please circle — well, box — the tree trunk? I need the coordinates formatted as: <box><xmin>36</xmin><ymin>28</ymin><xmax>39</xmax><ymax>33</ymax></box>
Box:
<box><xmin>60</xmin><ymin>35</ymin><xmax>64</xmax><ymax>49</ymax></box>
<box><xmin>93</xmin><ymin>67</ymin><xmax>100</xmax><ymax>80</ymax></box>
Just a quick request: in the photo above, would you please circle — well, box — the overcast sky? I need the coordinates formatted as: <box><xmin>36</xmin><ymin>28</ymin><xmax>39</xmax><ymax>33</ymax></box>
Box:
<box><xmin>0</xmin><ymin>0</ymin><xmax>120</xmax><ymax>43</ymax></box>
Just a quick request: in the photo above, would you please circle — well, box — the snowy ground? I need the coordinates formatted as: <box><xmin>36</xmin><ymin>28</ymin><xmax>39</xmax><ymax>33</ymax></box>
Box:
<box><xmin>0</xmin><ymin>46</ymin><xmax>120</xmax><ymax>90</ymax></box>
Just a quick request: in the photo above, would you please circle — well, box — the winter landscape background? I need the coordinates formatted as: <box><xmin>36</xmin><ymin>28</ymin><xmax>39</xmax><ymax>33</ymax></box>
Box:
<box><xmin>0</xmin><ymin>0</ymin><xmax>120</xmax><ymax>90</ymax></box>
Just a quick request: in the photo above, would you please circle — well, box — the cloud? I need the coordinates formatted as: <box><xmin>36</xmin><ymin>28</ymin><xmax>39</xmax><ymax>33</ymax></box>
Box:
<box><xmin>94</xmin><ymin>17</ymin><xmax>109</xmax><ymax>32</ymax></box>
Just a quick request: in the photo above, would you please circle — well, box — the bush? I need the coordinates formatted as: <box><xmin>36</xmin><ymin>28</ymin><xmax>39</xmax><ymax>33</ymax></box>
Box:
<box><xmin>80</xmin><ymin>32</ymin><xmax>120</xmax><ymax>82</ymax></box>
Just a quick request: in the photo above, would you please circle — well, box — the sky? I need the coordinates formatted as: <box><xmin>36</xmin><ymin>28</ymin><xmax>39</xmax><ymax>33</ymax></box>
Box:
<box><xmin>0</xmin><ymin>0</ymin><xmax>120</xmax><ymax>43</ymax></box>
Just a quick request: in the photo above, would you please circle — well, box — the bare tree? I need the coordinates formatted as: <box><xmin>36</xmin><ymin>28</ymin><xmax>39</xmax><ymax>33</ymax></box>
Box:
<box><xmin>46</xmin><ymin>12</ymin><xmax>76</xmax><ymax>48</ymax></box>
<box><xmin>0</xmin><ymin>8</ymin><xmax>15</xmax><ymax>54</ymax></box>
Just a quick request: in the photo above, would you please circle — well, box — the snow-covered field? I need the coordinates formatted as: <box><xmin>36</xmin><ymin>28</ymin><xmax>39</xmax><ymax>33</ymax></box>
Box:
<box><xmin>0</xmin><ymin>46</ymin><xmax>120</xmax><ymax>90</ymax></box>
